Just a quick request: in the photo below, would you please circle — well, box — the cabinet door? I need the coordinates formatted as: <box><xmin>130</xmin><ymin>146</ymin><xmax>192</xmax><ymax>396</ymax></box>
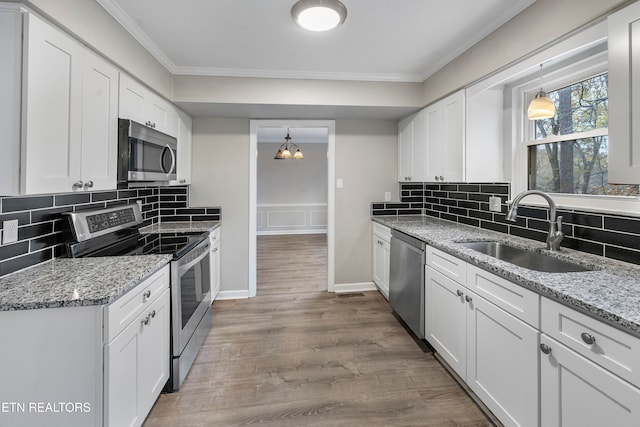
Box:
<box><xmin>119</xmin><ymin>73</ymin><xmax>147</xmax><ymax>125</ymax></box>
<box><xmin>372</xmin><ymin>234</ymin><xmax>390</xmax><ymax>299</ymax></box>
<box><xmin>174</xmin><ymin>108</ymin><xmax>193</xmax><ymax>185</ymax></box>
<box><xmin>210</xmin><ymin>229</ymin><xmax>221</xmax><ymax>301</ymax></box>
<box><xmin>380</xmin><ymin>238</ymin><xmax>390</xmax><ymax>299</ymax></box>
<box><xmin>441</xmin><ymin>91</ymin><xmax>464</xmax><ymax>181</ymax></box>
<box><xmin>608</xmin><ymin>2</ymin><xmax>640</xmax><ymax>184</ymax></box>
<box><xmin>398</xmin><ymin>115</ymin><xmax>414</xmax><ymax>181</ymax></box>
<box><xmin>0</xmin><ymin>5</ymin><xmax>22</xmax><ymax>196</ymax></box>
<box><xmin>466</xmin><ymin>290</ymin><xmax>539</xmax><ymax>427</ymax></box>
<box><xmin>148</xmin><ymin>97</ymin><xmax>179</xmax><ymax>138</ymax></box>
<box><xmin>425</xmin><ymin>266</ymin><xmax>467</xmax><ymax>378</ymax></box>
<box><xmin>540</xmin><ymin>334</ymin><xmax>640</xmax><ymax>427</ymax></box>
<box><xmin>424</xmin><ymin>104</ymin><xmax>443</xmax><ymax>182</ymax></box>
<box><xmin>81</xmin><ymin>50</ymin><xmax>118</xmax><ymax>191</ymax></box>
<box><xmin>104</xmin><ymin>314</ymin><xmax>141</xmax><ymax>427</ymax></box>
<box><xmin>138</xmin><ymin>289</ymin><xmax>170</xmax><ymax>419</ymax></box>
<box><xmin>23</xmin><ymin>13</ymin><xmax>83</xmax><ymax>194</ymax></box>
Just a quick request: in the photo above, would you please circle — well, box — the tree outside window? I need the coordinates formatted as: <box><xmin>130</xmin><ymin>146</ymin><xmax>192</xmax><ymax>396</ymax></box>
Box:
<box><xmin>527</xmin><ymin>73</ymin><xmax>638</xmax><ymax>196</ymax></box>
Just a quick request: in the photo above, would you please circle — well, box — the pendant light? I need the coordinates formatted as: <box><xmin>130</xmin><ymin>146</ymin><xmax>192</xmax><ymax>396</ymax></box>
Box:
<box><xmin>274</xmin><ymin>129</ymin><xmax>304</xmax><ymax>160</ymax></box>
<box><xmin>527</xmin><ymin>64</ymin><xmax>556</xmax><ymax>120</ymax></box>
<box><xmin>291</xmin><ymin>0</ymin><xmax>347</xmax><ymax>32</ymax></box>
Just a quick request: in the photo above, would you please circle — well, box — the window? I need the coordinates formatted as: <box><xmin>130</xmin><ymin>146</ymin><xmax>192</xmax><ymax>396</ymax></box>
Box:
<box><xmin>526</xmin><ymin>73</ymin><xmax>639</xmax><ymax>196</ymax></box>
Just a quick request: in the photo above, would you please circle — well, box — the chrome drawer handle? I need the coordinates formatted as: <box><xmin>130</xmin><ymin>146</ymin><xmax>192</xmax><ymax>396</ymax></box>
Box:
<box><xmin>72</xmin><ymin>180</ymin><xmax>84</xmax><ymax>189</ymax></box>
<box><xmin>150</xmin><ymin>310</ymin><xmax>156</xmax><ymax>319</ymax></box>
<box><xmin>581</xmin><ymin>332</ymin><xmax>596</xmax><ymax>345</ymax></box>
<box><xmin>456</xmin><ymin>290</ymin><xmax>463</xmax><ymax>297</ymax></box>
<box><xmin>540</xmin><ymin>343</ymin><xmax>552</xmax><ymax>355</ymax></box>
<box><xmin>143</xmin><ymin>290</ymin><xmax>151</xmax><ymax>301</ymax></box>
<box><xmin>141</xmin><ymin>315</ymin><xmax>150</xmax><ymax>327</ymax></box>
<box><xmin>465</xmin><ymin>295</ymin><xmax>472</xmax><ymax>303</ymax></box>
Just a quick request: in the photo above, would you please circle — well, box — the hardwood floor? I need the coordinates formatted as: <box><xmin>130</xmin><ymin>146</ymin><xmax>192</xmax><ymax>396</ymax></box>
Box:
<box><xmin>144</xmin><ymin>234</ymin><xmax>493</xmax><ymax>426</ymax></box>
<box><xmin>257</xmin><ymin>234</ymin><xmax>327</xmax><ymax>295</ymax></box>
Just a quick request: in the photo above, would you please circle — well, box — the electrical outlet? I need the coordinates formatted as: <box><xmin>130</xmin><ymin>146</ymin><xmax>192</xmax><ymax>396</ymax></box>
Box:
<box><xmin>489</xmin><ymin>196</ymin><xmax>502</xmax><ymax>212</ymax></box>
<box><xmin>2</xmin><ymin>219</ymin><xmax>18</xmax><ymax>244</ymax></box>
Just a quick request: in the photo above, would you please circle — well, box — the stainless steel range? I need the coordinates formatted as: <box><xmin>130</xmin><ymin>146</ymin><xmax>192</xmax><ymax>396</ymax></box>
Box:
<box><xmin>63</xmin><ymin>203</ymin><xmax>211</xmax><ymax>392</ymax></box>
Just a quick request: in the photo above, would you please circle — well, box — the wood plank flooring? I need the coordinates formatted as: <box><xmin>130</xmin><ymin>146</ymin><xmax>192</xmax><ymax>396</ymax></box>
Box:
<box><xmin>144</xmin><ymin>234</ymin><xmax>493</xmax><ymax>426</ymax></box>
<box><xmin>257</xmin><ymin>234</ymin><xmax>327</xmax><ymax>295</ymax></box>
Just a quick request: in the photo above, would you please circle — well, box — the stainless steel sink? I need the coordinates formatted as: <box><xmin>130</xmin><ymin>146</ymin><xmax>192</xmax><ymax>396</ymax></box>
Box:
<box><xmin>459</xmin><ymin>241</ymin><xmax>593</xmax><ymax>273</ymax></box>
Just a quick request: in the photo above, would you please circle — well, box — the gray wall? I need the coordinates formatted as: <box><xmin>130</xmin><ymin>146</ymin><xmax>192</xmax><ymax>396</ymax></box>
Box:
<box><xmin>257</xmin><ymin>142</ymin><xmax>327</xmax><ymax>205</ymax></box>
<box><xmin>189</xmin><ymin>118</ymin><xmax>398</xmax><ymax>291</ymax></box>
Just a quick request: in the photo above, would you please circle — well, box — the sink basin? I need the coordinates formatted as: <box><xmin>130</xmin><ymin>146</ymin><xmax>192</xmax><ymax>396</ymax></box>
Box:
<box><xmin>459</xmin><ymin>241</ymin><xmax>593</xmax><ymax>273</ymax></box>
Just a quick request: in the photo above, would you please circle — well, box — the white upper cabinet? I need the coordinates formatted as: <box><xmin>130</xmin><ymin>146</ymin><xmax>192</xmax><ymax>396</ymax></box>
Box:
<box><xmin>172</xmin><ymin>108</ymin><xmax>193</xmax><ymax>185</ymax></box>
<box><xmin>0</xmin><ymin>4</ymin><xmax>23</xmax><ymax>196</ymax></box>
<box><xmin>465</xmin><ymin>89</ymin><xmax>503</xmax><ymax>182</ymax></box>
<box><xmin>22</xmin><ymin>13</ymin><xmax>84</xmax><ymax>194</ymax></box>
<box><xmin>398</xmin><ymin>112</ymin><xmax>427</xmax><ymax>182</ymax></box>
<box><xmin>119</xmin><ymin>73</ymin><xmax>179</xmax><ymax>138</ymax></box>
<box><xmin>21</xmin><ymin>13</ymin><xmax>118</xmax><ymax>194</ymax></box>
<box><xmin>608</xmin><ymin>2</ymin><xmax>640</xmax><ymax>184</ymax></box>
<box><xmin>80</xmin><ymin>50</ymin><xmax>119</xmax><ymax>191</ymax></box>
<box><xmin>424</xmin><ymin>90</ymin><xmax>465</xmax><ymax>182</ymax></box>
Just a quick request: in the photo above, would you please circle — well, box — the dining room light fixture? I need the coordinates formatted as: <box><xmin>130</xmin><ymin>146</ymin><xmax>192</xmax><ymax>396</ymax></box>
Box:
<box><xmin>291</xmin><ymin>0</ymin><xmax>347</xmax><ymax>32</ymax></box>
<box><xmin>274</xmin><ymin>129</ymin><xmax>304</xmax><ymax>160</ymax></box>
<box><xmin>527</xmin><ymin>63</ymin><xmax>556</xmax><ymax>120</ymax></box>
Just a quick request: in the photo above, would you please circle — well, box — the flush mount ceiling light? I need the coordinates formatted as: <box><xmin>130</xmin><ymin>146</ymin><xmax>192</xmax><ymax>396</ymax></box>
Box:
<box><xmin>527</xmin><ymin>63</ymin><xmax>556</xmax><ymax>120</ymax></box>
<box><xmin>291</xmin><ymin>0</ymin><xmax>347</xmax><ymax>32</ymax></box>
<box><xmin>274</xmin><ymin>129</ymin><xmax>304</xmax><ymax>160</ymax></box>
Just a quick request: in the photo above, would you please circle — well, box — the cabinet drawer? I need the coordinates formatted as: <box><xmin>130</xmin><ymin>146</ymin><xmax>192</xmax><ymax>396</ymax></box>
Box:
<box><xmin>467</xmin><ymin>264</ymin><xmax>539</xmax><ymax>328</ymax></box>
<box><xmin>427</xmin><ymin>246</ymin><xmax>466</xmax><ymax>284</ymax></box>
<box><xmin>104</xmin><ymin>265</ymin><xmax>170</xmax><ymax>342</ymax></box>
<box><xmin>542</xmin><ymin>297</ymin><xmax>640</xmax><ymax>388</ymax></box>
<box><xmin>372</xmin><ymin>222</ymin><xmax>391</xmax><ymax>241</ymax></box>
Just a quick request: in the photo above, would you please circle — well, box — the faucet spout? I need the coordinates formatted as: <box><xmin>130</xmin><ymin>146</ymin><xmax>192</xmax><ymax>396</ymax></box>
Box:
<box><xmin>506</xmin><ymin>190</ymin><xmax>563</xmax><ymax>251</ymax></box>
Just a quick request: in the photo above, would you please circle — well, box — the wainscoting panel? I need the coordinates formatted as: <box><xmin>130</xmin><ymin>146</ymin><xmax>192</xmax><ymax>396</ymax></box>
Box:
<box><xmin>257</xmin><ymin>203</ymin><xmax>327</xmax><ymax>235</ymax></box>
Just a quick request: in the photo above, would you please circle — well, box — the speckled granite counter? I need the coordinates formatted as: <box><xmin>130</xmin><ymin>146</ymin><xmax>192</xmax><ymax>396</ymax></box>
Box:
<box><xmin>373</xmin><ymin>215</ymin><xmax>640</xmax><ymax>338</ymax></box>
<box><xmin>0</xmin><ymin>255</ymin><xmax>171</xmax><ymax>311</ymax></box>
<box><xmin>139</xmin><ymin>221</ymin><xmax>220</xmax><ymax>234</ymax></box>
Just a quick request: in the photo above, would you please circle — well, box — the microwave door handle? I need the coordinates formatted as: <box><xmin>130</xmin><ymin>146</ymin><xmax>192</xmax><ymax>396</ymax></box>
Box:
<box><xmin>160</xmin><ymin>145</ymin><xmax>177</xmax><ymax>175</ymax></box>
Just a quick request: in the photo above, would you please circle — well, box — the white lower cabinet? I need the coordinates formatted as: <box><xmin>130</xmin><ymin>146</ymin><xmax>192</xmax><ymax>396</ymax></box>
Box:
<box><xmin>105</xmin><ymin>287</ymin><xmax>170</xmax><ymax>427</ymax></box>
<box><xmin>425</xmin><ymin>246</ymin><xmax>539</xmax><ymax>427</ymax></box>
<box><xmin>372</xmin><ymin>223</ymin><xmax>391</xmax><ymax>299</ymax></box>
<box><xmin>210</xmin><ymin>227</ymin><xmax>221</xmax><ymax>301</ymax></box>
<box><xmin>540</xmin><ymin>334</ymin><xmax>640</xmax><ymax>426</ymax></box>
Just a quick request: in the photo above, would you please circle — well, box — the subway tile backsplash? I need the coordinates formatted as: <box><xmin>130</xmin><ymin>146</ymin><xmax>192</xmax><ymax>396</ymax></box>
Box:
<box><xmin>0</xmin><ymin>186</ymin><xmax>221</xmax><ymax>277</ymax></box>
<box><xmin>372</xmin><ymin>182</ymin><xmax>640</xmax><ymax>266</ymax></box>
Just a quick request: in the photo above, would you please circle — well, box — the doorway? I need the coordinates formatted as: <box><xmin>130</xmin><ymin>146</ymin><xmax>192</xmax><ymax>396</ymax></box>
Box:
<box><xmin>249</xmin><ymin>120</ymin><xmax>335</xmax><ymax>297</ymax></box>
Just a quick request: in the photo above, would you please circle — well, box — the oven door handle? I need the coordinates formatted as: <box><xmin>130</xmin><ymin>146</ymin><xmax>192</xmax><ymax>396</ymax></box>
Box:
<box><xmin>177</xmin><ymin>243</ymin><xmax>210</xmax><ymax>276</ymax></box>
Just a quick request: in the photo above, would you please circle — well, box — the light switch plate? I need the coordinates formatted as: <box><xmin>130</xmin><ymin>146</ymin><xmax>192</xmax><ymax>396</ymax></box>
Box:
<box><xmin>2</xmin><ymin>219</ymin><xmax>18</xmax><ymax>244</ymax></box>
<box><xmin>336</xmin><ymin>178</ymin><xmax>343</xmax><ymax>188</ymax></box>
<box><xmin>489</xmin><ymin>196</ymin><xmax>502</xmax><ymax>212</ymax></box>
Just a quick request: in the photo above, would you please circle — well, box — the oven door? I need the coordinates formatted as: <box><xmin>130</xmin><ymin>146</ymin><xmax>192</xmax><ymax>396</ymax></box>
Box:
<box><xmin>171</xmin><ymin>238</ymin><xmax>211</xmax><ymax>356</ymax></box>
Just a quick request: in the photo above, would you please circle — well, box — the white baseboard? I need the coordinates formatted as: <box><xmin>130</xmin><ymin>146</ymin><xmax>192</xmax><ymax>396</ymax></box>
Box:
<box><xmin>257</xmin><ymin>229</ymin><xmax>327</xmax><ymax>236</ymax></box>
<box><xmin>215</xmin><ymin>289</ymin><xmax>250</xmax><ymax>300</ymax></box>
<box><xmin>333</xmin><ymin>282</ymin><xmax>377</xmax><ymax>294</ymax></box>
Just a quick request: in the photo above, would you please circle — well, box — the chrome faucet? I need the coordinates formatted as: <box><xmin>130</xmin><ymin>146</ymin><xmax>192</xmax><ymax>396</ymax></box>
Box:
<box><xmin>506</xmin><ymin>190</ymin><xmax>564</xmax><ymax>251</ymax></box>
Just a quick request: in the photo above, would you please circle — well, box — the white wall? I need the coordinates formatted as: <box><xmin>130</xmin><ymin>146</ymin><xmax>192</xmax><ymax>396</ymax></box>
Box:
<box><xmin>420</xmin><ymin>0</ymin><xmax>630</xmax><ymax>105</ymax></box>
<box><xmin>257</xmin><ymin>142</ymin><xmax>327</xmax><ymax>204</ymax></box>
<box><xmin>190</xmin><ymin>118</ymin><xmax>249</xmax><ymax>295</ymax></box>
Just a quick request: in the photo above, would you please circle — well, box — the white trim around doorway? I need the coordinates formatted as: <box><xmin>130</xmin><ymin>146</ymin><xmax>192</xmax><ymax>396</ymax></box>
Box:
<box><xmin>249</xmin><ymin>120</ymin><xmax>336</xmax><ymax>297</ymax></box>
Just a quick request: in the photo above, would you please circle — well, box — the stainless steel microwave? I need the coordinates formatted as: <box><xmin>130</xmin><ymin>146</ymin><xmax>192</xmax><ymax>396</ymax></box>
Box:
<box><xmin>117</xmin><ymin>118</ymin><xmax>177</xmax><ymax>187</ymax></box>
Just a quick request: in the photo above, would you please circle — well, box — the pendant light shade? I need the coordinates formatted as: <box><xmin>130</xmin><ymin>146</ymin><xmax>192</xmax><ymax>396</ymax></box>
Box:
<box><xmin>274</xmin><ymin>129</ymin><xmax>304</xmax><ymax>160</ymax></box>
<box><xmin>291</xmin><ymin>0</ymin><xmax>347</xmax><ymax>32</ymax></box>
<box><xmin>527</xmin><ymin>64</ymin><xmax>556</xmax><ymax>120</ymax></box>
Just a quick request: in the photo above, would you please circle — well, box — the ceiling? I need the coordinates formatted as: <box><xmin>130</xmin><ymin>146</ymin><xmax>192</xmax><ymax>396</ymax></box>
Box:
<box><xmin>97</xmin><ymin>0</ymin><xmax>536</xmax><ymax>83</ymax></box>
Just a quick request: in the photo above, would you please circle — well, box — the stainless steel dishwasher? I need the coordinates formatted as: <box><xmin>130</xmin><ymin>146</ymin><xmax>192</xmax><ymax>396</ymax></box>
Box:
<box><xmin>389</xmin><ymin>229</ymin><xmax>426</xmax><ymax>339</ymax></box>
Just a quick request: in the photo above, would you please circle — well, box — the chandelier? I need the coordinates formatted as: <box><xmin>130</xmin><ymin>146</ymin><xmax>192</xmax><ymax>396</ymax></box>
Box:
<box><xmin>274</xmin><ymin>129</ymin><xmax>304</xmax><ymax>160</ymax></box>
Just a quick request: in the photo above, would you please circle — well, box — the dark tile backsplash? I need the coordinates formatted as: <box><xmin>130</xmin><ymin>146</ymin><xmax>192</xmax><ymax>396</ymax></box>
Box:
<box><xmin>0</xmin><ymin>186</ymin><xmax>221</xmax><ymax>277</ymax></box>
<box><xmin>372</xmin><ymin>182</ymin><xmax>640</xmax><ymax>266</ymax></box>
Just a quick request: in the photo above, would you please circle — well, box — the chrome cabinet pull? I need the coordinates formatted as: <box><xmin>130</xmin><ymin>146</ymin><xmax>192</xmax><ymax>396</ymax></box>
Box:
<box><xmin>72</xmin><ymin>181</ymin><xmax>84</xmax><ymax>189</ymax></box>
<box><xmin>141</xmin><ymin>315</ymin><xmax>150</xmax><ymax>326</ymax></box>
<box><xmin>150</xmin><ymin>310</ymin><xmax>156</xmax><ymax>319</ymax></box>
<box><xmin>465</xmin><ymin>295</ymin><xmax>472</xmax><ymax>303</ymax></box>
<box><xmin>83</xmin><ymin>180</ymin><xmax>94</xmax><ymax>189</ymax></box>
<box><xmin>581</xmin><ymin>332</ymin><xmax>596</xmax><ymax>345</ymax></box>
<box><xmin>143</xmin><ymin>290</ymin><xmax>151</xmax><ymax>301</ymax></box>
<box><xmin>540</xmin><ymin>343</ymin><xmax>552</xmax><ymax>354</ymax></box>
<box><xmin>456</xmin><ymin>290</ymin><xmax>464</xmax><ymax>297</ymax></box>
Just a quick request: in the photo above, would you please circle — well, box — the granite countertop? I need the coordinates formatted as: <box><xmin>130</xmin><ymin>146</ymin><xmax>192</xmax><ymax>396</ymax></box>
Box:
<box><xmin>140</xmin><ymin>221</ymin><xmax>220</xmax><ymax>234</ymax></box>
<box><xmin>373</xmin><ymin>215</ymin><xmax>640</xmax><ymax>338</ymax></box>
<box><xmin>0</xmin><ymin>255</ymin><xmax>171</xmax><ymax>311</ymax></box>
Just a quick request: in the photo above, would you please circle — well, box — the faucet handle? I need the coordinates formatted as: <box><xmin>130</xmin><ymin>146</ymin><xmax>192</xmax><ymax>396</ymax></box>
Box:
<box><xmin>556</xmin><ymin>215</ymin><xmax>563</xmax><ymax>230</ymax></box>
